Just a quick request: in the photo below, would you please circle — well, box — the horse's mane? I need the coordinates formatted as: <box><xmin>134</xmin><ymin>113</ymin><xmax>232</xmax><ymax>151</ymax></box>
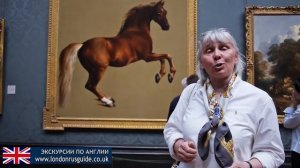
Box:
<box><xmin>118</xmin><ymin>2</ymin><xmax>157</xmax><ymax>34</ymax></box>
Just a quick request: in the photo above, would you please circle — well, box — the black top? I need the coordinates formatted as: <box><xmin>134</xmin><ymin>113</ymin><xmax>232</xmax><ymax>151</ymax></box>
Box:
<box><xmin>167</xmin><ymin>95</ymin><xmax>180</xmax><ymax>120</ymax></box>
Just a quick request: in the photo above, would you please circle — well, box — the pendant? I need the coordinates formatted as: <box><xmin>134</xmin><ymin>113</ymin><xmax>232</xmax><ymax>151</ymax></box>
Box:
<box><xmin>214</xmin><ymin>104</ymin><xmax>221</xmax><ymax>118</ymax></box>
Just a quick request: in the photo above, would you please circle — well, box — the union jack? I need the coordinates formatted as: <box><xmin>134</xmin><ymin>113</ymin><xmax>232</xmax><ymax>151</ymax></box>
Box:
<box><xmin>2</xmin><ymin>147</ymin><xmax>31</xmax><ymax>164</ymax></box>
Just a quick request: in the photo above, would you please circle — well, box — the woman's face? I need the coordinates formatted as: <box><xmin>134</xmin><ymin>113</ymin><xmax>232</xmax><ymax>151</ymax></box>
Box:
<box><xmin>200</xmin><ymin>41</ymin><xmax>238</xmax><ymax>81</ymax></box>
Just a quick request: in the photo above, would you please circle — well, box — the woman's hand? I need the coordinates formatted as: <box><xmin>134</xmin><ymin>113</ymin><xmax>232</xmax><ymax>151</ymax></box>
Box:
<box><xmin>229</xmin><ymin>159</ymin><xmax>262</xmax><ymax>168</ymax></box>
<box><xmin>229</xmin><ymin>161</ymin><xmax>251</xmax><ymax>168</ymax></box>
<box><xmin>173</xmin><ymin>139</ymin><xmax>197</xmax><ymax>162</ymax></box>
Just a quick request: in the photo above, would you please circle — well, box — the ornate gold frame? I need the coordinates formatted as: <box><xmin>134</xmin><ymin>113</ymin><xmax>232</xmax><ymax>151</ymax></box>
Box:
<box><xmin>0</xmin><ymin>19</ymin><xmax>4</xmax><ymax>115</ymax></box>
<box><xmin>245</xmin><ymin>6</ymin><xmax>300</xmax><ymax>124</ymax></box>
<box><xmin>43</xmin><ymin>0</ymin><xmax>197</xmax><ymax>130</ymax></box>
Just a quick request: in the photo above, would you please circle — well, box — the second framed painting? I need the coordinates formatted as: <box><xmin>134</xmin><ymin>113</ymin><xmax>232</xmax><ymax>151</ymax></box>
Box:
<box><xmin>44</xmin><ymin>0</ymin><xmax>197</xmax><ymax>130</ymax></box>
<box><xmin>246</xmin><ymin>6</ymin><xmax>300</xmax><ymax>123</ymax></box>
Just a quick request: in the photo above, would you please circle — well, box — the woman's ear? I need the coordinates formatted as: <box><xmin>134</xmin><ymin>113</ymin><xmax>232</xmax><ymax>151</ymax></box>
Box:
<box><xmin>234</xmin><ymin>52</ymin><xmax>239</xmax><ymax>62</ymax></box>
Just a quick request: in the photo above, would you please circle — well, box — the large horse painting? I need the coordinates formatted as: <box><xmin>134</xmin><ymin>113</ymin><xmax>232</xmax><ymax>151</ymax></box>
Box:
<box><xmin>58</xmin><ymin>0</ymin><xmax>175</xmax><ymax>108</ymax></box>
<box><xmin>44</xmin><ymin>0</ymin><xmax>195</xmax><ymax>129</ymax></box>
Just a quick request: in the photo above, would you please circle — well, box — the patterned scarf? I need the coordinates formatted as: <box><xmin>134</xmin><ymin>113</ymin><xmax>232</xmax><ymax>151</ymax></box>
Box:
<box><xmin>198</xmin><ymin>74</ymin><xmax>236</xmax><ymax>167</ymax></box>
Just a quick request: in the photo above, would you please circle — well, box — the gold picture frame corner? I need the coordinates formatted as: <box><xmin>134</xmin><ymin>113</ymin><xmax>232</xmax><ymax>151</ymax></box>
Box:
<box><xmin>43</xmin><ymin>107</ymin><xmax>64</xmax><ymax>131</ymax></box>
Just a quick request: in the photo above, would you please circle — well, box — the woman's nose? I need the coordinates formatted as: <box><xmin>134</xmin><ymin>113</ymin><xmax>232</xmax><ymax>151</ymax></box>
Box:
<box><xmin>213</xmin><ymin>49</ymin><xmax>221</xmax><ymax>59</ymax></box>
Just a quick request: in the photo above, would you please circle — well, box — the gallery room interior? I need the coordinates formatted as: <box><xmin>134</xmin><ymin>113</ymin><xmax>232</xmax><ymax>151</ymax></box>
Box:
<box><xmin>0</xmin><ymin>0</ymin><xmax>300</xmax><ymax>167</ymax></box>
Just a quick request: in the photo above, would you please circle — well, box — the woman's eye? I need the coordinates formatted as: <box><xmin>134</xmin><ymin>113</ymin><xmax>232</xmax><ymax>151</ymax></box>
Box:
<box><xmin>220</xmin><ymin>46</ymin><xmax>228</xmax><ymax>50</ymax></box>
<box><xmin>205</xmin><ymin>48</ymin><xmax>213</xmax><ymax>53</ymax></box>
<box><xmin>221</xmin><ymin>44</ymin><xmax>232</xmax><ymax>50</ymax></box>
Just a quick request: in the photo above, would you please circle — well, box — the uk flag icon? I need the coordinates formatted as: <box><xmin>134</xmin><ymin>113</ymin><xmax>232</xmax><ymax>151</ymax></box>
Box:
<box><xmin>2</xmin><ymin>147</ymin><xmax>31</xmax><ymax>164</ymax></box>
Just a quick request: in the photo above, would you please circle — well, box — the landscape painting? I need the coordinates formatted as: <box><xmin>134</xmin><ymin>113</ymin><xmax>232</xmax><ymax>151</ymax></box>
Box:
<box><xmin>246</xmin><ymin>6</ymin><xmax>300</xmax><ymax>122</ymax></box>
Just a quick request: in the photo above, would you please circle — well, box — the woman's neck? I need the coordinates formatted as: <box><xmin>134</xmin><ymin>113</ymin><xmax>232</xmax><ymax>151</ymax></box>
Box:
<box><xmin>210</xmin><ymin>75</ymin><xmax>233</xmax><ymax>95</ymax></box>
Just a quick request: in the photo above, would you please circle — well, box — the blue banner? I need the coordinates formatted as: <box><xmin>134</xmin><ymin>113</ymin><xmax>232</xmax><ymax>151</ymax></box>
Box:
<box><xmin>2</xmin><ymin>146</ymin><xmax>112</xmax><ymax>165</ymax></box>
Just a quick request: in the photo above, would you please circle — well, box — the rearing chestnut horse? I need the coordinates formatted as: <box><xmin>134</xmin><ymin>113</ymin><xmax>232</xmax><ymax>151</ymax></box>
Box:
<box><xmin>58</xmin><ymin>0</ymin><xmax>176</xmax><ymax>107</ymax></box>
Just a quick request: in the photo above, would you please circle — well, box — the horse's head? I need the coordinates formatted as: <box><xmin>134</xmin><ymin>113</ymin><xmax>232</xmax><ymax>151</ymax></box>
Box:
<box><xmin>152</xmin><ymin>0</ymin><xmax>170</xmax><ymax>31</ymax></box>
<box><xmin>118</xmin><ymin>0</ymin><xmax>170</xmax><ymax>34</ymax></box>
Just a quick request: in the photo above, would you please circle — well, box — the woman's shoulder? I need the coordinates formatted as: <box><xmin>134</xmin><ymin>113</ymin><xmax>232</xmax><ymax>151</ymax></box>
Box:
<box><xmin>181</xmin><ymin>82</ymin><xmax>202</xmax><ymax>97</ymax></box>
<box><xmin>184</xmin><ymin>82</ymin><xmax>203</xmax><ymax>90</ymax></box>
<box><xmin>238</xmin><ymin>79</ymin><xmax>270</xmax><ymax>97</ymax></box>
<box><xmin>235</xmin><ymin>79</ymin><xmax>273</xmax><ymax>105</ymax></box>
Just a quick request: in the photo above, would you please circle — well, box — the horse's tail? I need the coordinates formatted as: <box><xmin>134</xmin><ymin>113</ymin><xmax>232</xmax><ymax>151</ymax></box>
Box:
<box><xmin>58</xmin><ymin>43</ymin><xmax>83</xmax><ymax>107</ymax></box>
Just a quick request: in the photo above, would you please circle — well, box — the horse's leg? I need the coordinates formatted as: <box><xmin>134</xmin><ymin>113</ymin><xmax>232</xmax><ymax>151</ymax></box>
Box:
<box><xmin>155</xmin><ymin>59</ymin><xmax>166</xmax><ymax>83</ymax></box>
<box><xmin>85</xmin><ymin>67</ymin><xmax>115</xmax><ymax>107</ymax></box>
<box><xmin>144</xmin><ymin>53</ymin><xmax>176</xmax><ymax>83</ymax></box>
<box><xmin>165</xmin><ymin>56</ymin><xmax>176</xmax><ymax>83</ymax></box>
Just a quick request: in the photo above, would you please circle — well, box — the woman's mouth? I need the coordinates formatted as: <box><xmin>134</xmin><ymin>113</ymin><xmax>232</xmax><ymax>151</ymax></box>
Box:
<box><xmin>214</xmin><ymin>63</ymin><xmax>224</xmax><ymax>71</ymax></box>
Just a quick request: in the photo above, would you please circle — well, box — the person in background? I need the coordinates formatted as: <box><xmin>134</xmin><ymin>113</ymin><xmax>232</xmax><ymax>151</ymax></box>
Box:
<box><xmin>283</xmin><ymin>77</ymin><xmax>300</xmax><ymax>168</ymax></box>
<box><xmin>168</xmin><ymin>74</ymin><xmax>199</xmax><ymax>120</ymax></box>
<box><xmin>164</xmin><ymin>28</ymin><xmax>284</xmax><ymax>168</ymax></box>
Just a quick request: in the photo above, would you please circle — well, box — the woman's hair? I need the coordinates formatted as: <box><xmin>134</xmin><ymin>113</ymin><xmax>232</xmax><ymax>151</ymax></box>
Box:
<box><xmin>294</xmin><ymin>77</ymin><xmax>300</xmax><ymax>93</ymax></box>
<box><xmin>196</xmin><ymin>28</ymin><xmax>245</xmax><ymax>84</ymax></box>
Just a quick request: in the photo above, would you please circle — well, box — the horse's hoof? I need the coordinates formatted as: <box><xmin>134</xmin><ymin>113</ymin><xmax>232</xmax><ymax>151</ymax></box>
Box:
<box><xmin>106</xmin><ymin>103</ymin><xmax>115</xmax><ymax>107</ymax></box>
<box><xmin>107</xmin><ymin>97</ymin><xmax>115</xmax><ymax>103</ymax></box>
<box><xmin>100</xmin><ymin>97</ymin><xmax>115</xmax><ymax>107</ymax></box>
<box><xmin>100</xmin><ymin>102</ymin><xmax>115</xmax><ymax>107</ymax></box>
<box><xmin>155</xmin><ymin>73</ymin><xmax>161</xmax><ymax>83</ymax></box>
<box><xmin>168</xmin><ymin>73</ymin><xmax>173</xmax><ymax>83</ymax></box>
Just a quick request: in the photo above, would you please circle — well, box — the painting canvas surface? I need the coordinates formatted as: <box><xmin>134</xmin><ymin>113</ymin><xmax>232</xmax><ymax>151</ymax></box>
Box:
<box><xmin>56</xmin><ymin>0</ymin><xmax>188</xmax><ymax>119</ymax></box>
<box><xmin>253</xmin><ymin>15</ymin><xmax>300</xmax><ymax>115</ymax></box>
